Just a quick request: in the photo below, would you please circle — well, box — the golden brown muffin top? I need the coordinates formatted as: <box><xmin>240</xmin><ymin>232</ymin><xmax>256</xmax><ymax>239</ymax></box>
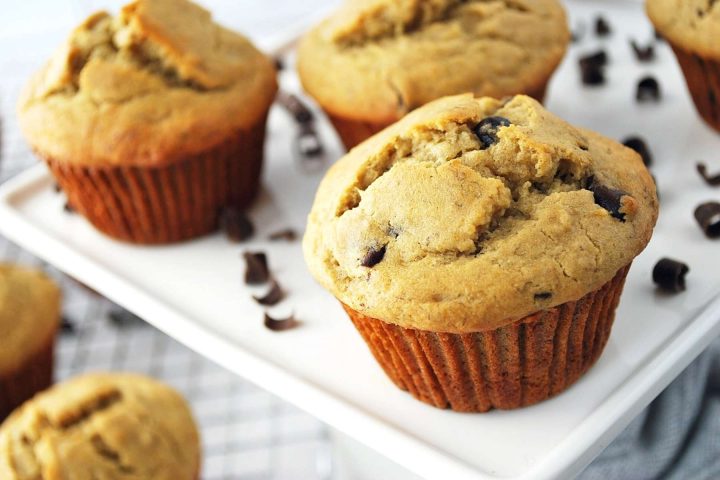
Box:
<box><xmin>0</xmin><ymin>264</ymin><xmax>60</xmax><ymax>375</ymax></box>
<box><xmin>0</xmin><ymin>374</ymin><xmax>200</xmax><ymax>480</ymax></box>
<box><xmin>297</xmin><ymin>0</ymin><xmax>569</xmax><ymax>123</ymax></box>
<box><xmin>303</xmin><ymin>95</ymin><xmax>658</xmax><ymax>333</ymax></box>
<box><xmin>647</xmin><ymin>0</ymin><xmax>720</xmax><ymax>59</ymax></box>
<box><xmin>17</xmin><ymin>0</ymin><xmax>277</xmax><ymax>167</ymax></box>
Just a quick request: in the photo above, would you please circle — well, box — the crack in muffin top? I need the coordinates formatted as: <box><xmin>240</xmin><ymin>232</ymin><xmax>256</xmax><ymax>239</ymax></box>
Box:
<box><xmin>303</xmin><ymin>95</ymin><xmax>658</xmax><ymax>333</ymax></box>
<box><xmin>647</xmin><ymin>0</ymin><xmax>720</xmax><ymax>59</ymax></box>
<box><xmin>297</xmin><ymin>0</ymin><xmax>569</xmax><ymax>122</ymax></box>
<box><xmin>17</xmin><ymin>0</ymin><xmax>277</xmax><ymax>167</ymax></box>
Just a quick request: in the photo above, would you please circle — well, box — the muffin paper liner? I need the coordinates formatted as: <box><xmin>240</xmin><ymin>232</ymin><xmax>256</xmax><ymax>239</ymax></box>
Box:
<box><xmin>326</xmin><ymin>81</ymin><xmax>550</xmax><ymax>150</ymax></box>
<box><xmin>0</xmin><ymin>334</ymin><xmax>55</xmax><ymax>422</ymax></box>
<box><xmin>343</xmin><ymin>265</ymin><xmax>630</xmax><ymax>412</ymax></box>
<box><xmin>45</xmin><ymin>115</ymin><xmax>268</xmax><ymax>244</ymax></box>
<box><xmin>671</xmin><ymin>46</ymin><xmax>720</xmax><ymax>133</ymax></box>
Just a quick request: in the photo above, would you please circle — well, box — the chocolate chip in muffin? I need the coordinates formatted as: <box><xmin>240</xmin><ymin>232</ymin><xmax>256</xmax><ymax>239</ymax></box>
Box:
<box><xmin>636</xmin><ymin>76</ymin><xmax>661</xmax><ymax>102</ymax></box>
<box><xmin>243</xmin><ymin>251</ymin><xmax>270</xmax><ymax>284</ymax></box>
<box><xmin>264</xmin><ymin>312</ymin><xmax>299</xmax><ymax>331</ymax></box>
<box><xmin>534</xmin><ymin>292</ymin><xmax>553</xmax><ymax>301</ymax></box>
<box><xmin>268</xmin><ymin>228</ymin><xmax>298</xmax><ymax>241</ymax></box>
<box><xmin>623</xmin><ymin>136</ymin><xmax>653</xmax><ymax>166</ymax></box>
<box><xmin>587</xmin><ymin>178</ymin><xmax>630</xmax><ymax>221</ymax></box>
<box><xmin>696</xmin><ymin>163</ymin><xmax>720</xmax><ymax>186</ymax></box>
<box><xmin>361</xmin><ymin>244</ymin><xmax>387</xmax><ymax>268</ymax></box>
<box><xmin>474</xmin><ymin>116</ymin><xmax>512</xmax><ymax>149</ymax></box>
<box><xmin>219</xmin><ymin>207</ymin><xmax>254</xmax><ymax>242</ymax></box>
<box><xmin>630</xmin><ymin>40</ymin><xmax>655</xmax><ymax>62</ymax></box>
<box><xmin>253</xmin><ymin>279</ymin><xmax>285</xmax><ymax>306</ymax></box>
<box><xmin>694</xmin><ymin>202</ymin><xmax>720</xmax><ymax>238</ymax></box>
<box><xmin>653</xmin><ymin>258</ymin><xmax>689</xmax><ymax>293</ymax></box>
<box><xmin>595</xmin><ymin>16</ymin><xmax>612</xmax><ymax>37</ymax></box>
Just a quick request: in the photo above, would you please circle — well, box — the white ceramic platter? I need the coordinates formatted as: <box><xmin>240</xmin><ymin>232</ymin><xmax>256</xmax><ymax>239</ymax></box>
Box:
<box><xmin>2</xmin><ymin>1</ymin><xmax>720</xmax><ymax>479</ymax></box>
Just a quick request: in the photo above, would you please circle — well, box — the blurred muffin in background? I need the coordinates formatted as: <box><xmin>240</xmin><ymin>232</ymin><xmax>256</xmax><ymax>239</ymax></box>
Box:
<box><xmin>17</xmin><ymin>0</ymin><xmax>278</xmax><ymax>244</ymax></box>
<box><xmin>298</xmin><ymin>0</ymin><xmax>569</xmax><ymax>150</ymax></box>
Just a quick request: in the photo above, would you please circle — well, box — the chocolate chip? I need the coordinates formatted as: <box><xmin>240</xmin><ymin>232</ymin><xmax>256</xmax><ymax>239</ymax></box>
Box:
<box><xmin>243</xmin><ymin>251</ymin><xmax>270</xmax><ymax>285</ymax></box>
<box><xmin>696</xmin><ymin>163</ymin><xmax>720</xmax><ymax>186</ymax></box>
<box><xmin>534</xmin><ymin>292</ymin><xmax>553</xmax><ymax>301</ymax></box>
<box><xmin>595</xmin><ymin>16</ymin><xmax>611</xmax><ymax>37</ymax></box>
<box><xmin>580</xmin><ymin>50</ymin><xmax>609</xmax><ymax>68</ymax></box>
<box><xmin>253</xmin><ymin>279</ymin><xmax>285</xmax><ymax>306</ymax></box>
<box><xmin>588</xmin><ymin>178</ymin><xmax>630</xmax><ymax>221</ymax></box>
<box><xmin>60</xmin><ymin>316</ymin><xmax>76</xmax><ymax>334</ymax></box>
<box><xmin>268</xmin><ymin>228</ymin><xmax>298</xmax><ymax>241</ymax></box>
<box><xmin>264</xmin><ymin>312</ymin><xmax>299</xmax><ymax>332</ymax></box>
<box><xmin>219</xmin><ymin>207</ymin><xmax>254</xmax><ymax>242</ymax></box>
<box><xmin>653</xmin><ymin>258</ymin><xmax>689</xmax><ymax>293</ymax></box>
<box><xmin>108</xmin><ymin>308</ymin><xmax>145</xmax><ymax>328</ymax></box>
<box><xmin>579</xmin><ymin>51</ymin><xmax>608</xmax><ymax>86</ymax></box>
<box><xmin>622</xmin><ymin>136</ymin><xmax>653</xmax><ymax>166</ymax></box>
<box><xmin>581</xmin><ymin>67</ymin><xmax>605</xmax><ymax>86</ymax></box>
<box><xmin>636</xmin><ymin>76</ymin><xmax>661</xmax><ymax>102</ymax></box>
<box><xmin>630</xmin><ymin>40</ymin><xmax>655</xmax><ymax>62</ymax></box>
<box><xmin>277</xmin><ymin>91</ymin><xmax>314</xmax><ymax>124</ymax></box>
<box><xmin>694</xmin><ymin>202</ymin><xmax>720</xmax><ymax>238</ymax></box>
<box><xmin>361</xmin><ymin>244</ymin><xmax>387</xmax><ymax>268</ymax></box>
<box><xmin>474</xmin><ymin>116</ymin><xmax>511</xmax><ymax>149</ymax></box>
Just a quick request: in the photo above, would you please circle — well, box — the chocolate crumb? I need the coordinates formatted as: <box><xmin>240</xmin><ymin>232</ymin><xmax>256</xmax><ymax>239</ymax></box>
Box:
<box><xmin>264</xmin><ymin>312</ymin><xmax>299</xmax><ymax>332</ymax></box>
<box><xmin>277</xmin><ymin>91</ymin><xmax>314</xmax><ymax>124</ymax></box>
<box><xmin>219</xmin><ymin>207</ymin><xmax>254</xmax><ymax>242</ymax></box>
<box><xmin>696</xmin><ymin>163</ymin><xmax>720</xmax><ymax>186</ymax></box>
<box><xmin>60</xmin><ymin>316</ymin><xmax>76</xmax><ymax>334</ymax></box>
<box><xmin>243</xmin><ymin>251</ymin><xmax>270</xmax><ymax>285</ymax></box>
<box><xmin>588</xmin><ymin>178</ymin><xmax>630</xmax><ymax>221</ymax></box>
<box><xmin>623</xmin><ymin>136</ymin><xmax>653</xmax><ymax>166</ymax></box>
<box><xmin>653</xmin><ymin>258</ymin><xmax>689</xmax><ymax>293</ymax></box>
<box><xmin>108</xmin><ymin>308</ymin><xmax>145</xmax><ymax>328</ymax></box>
<box><xmin>361</xmin><ymin>244</ymin><xmax>387</xmax><ymax>268</ymax></box>
<box><xmin>474</xmin><ymin>116</ymin><xmax>512</xmax><ymax>149</ymax></box>
<box><xmin>636</xmin><ymin>76</ymin><xmax>661</xmax><ymax>102</ymax></box>
<box><xmin>268</xmin><ymin>228</ymin><xmax>298</xmax><ymax>241</ymax></box>
<box><xmin>630</xmin><ymin>40</ymin><xmax>655</xmax><ymax>62</ymax></box>
<box><xmin>595</xmin><ymin>16</ymin><xmax>612</xmax><ymax>37</ymax></box>
<box><xmin>694</xmin><ymin>202</ymin><xmax>720</xmax><ymax>238</ymax></box>
<box><xmin>253</xmin><ymin>279</ymin><xmax>285</xmax><ymax>306</ymax></box>
<box><xmin>534</xmin><ymin>292</ymin><xmax>553</xmax><ymax>301</ymax></box>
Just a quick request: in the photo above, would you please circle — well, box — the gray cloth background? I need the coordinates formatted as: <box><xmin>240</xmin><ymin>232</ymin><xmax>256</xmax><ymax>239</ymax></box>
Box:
<box><xmin>580</xmin><ymin>339</ymin><xmax>720</xmax><ymax>480</ymax></box>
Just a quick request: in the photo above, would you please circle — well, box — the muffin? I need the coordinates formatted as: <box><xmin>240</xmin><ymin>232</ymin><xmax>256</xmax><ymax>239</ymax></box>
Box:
<box><xmin>17</xmin><ymin>0</ymin><xmax>278</xmax><ymax>244</ymax></box>
<box><xmin>303</xmin><ymin>94</ymin><xmax>658</xmax><ymax>412</ymax></box>
<box><xmin>298</xmin><ymin>0</ymin><xmax>569</xmax><ymax>150</ymax></box>
<box><xmin>0</xmin><ymin>264</ymin><xmax>60</xmax><ymax>422</ymax></box>
<box><xmin>647</xmin><ymin>0</ymin><xmax>720</xmax><ymax>132</ymax></box>
<box><xmin>0</xmin><ymin>373</ymin><xmax>200</xmax><ymax>479</ymax></box>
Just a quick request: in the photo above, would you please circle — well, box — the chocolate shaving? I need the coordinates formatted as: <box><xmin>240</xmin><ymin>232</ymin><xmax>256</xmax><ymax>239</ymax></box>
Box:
<box><xmin>243</xmin><ymin>251</ymin><xmax>270</xmax><ymax>284</ymax></box>
<box><xmin>694</xmin><ymin>202</ymin><xmax>720</xmax><ymax>238</ymax></box>
<box><xmin>268</xmin><ymin>228</ymin><xmax>298</xmax><ymax>241</ymax></box>
<box><xmin>108</xmin><ymin>308</ymin><xmax>145</xmax><ymax>328</ymax></box>
<box><xmin>587</xmin><ymin>178</ymin><xmax>630</xmax><ymax>221</ymax></box>
<box><xmin>60</xmin><ymin>316</ymin><xmax>76</xmax><ymax>334</ymax></box>
<box><xmin>264</xmin><ymin>312</ymin><xmax>299</xmax><ymax>331</ymax></box>
<box><xmin>630</xmin><ymin>40</ymin><xmax>655</xmax><ymax>62</ymax></box>
<box><xmin>534</xmin><ymin>292</ymin><xmax>553</xmax><ymax>301</ymax></box>
<box><xmin>595</xmin><ymin>16</ymin><xmax>611</xmax><ymax>37</ymax></box>
<box><xmin>253</xmin><ymin>279</ymin><xmax>285</xmax><ymax>306</ymax></box>
<box><xmin>623</xmin><ymin>136</ymin><xmax>653</xmax><ymax>166</ymax></box>
<box><xmin>474</xmin><ymin>116</ymin><xmax>512</xmax><ymax>149</ymax></box>
<box><xmin>361</xmin><ymin>244</ymin><xmax>387</xmax><ymax>268</ymax></box>
<box><xmin>697</xmin><ymin>163</ymin><xmax>720</xmax><ymax>186</ymax></box>
<box><xmin>653</xmin><ymin>258</ymin><xmax>689</xmax><ymax>293</ymax></box>
<box><xmin>277</xmin><ymin>91</ymin><xmax>314</xmax><ymax>124</ymax></box>
<box><xmin>219</xmin><ymin>207</ymin><xmax>254</xmax><ymax>242</ymax></box>
<box><xmin>636</xmin><ymin>76</ymin><xmax>661</xmax><ymax>102</ymax></box>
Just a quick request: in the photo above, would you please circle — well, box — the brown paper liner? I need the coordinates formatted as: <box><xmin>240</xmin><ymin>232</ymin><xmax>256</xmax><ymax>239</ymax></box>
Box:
<box><xmin>45</xmin><ymin>115</ymin><xmax>269</xmax><ymax>244</ymax></box>
<box><xmin>670</xmin><ymin>46</ymin><xmax>720</xmax><ymax>133</ymax></box>
<box><xmin>0</xmin><ymin>334</ymin><xmax>55</xmax><ymax>422</ymax></box>
<box><xmin>327</xmin><ymin>82</ymin><xmax>550</xmax><ymax>151</ymax></box>
<box><xmin>343</xmin><ymin>265</ymin><xmax>629</xmax><ymax>412</ymax></box>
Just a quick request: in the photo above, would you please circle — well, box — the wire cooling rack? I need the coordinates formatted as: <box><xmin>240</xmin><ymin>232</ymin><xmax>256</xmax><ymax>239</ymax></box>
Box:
<box><xmin>0</xmin><ymin>82</ymin><xmax>331</xmax><ymax>480</ymax></box>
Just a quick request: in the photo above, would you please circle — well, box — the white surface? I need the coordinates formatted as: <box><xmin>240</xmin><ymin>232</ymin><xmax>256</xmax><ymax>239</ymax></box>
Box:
<box><xmin>2</xmin><ymin>1</ymin><xmax>720</xmax><ymax>480</ymax></box>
